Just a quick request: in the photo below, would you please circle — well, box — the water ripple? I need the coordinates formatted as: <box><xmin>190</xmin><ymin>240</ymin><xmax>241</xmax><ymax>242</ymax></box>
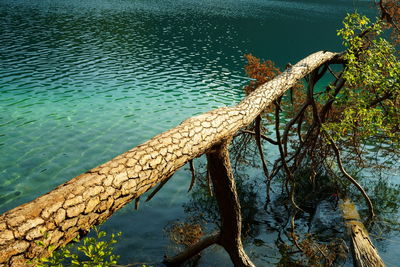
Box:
<box><xmin>0</xmin><ymin>0</ymin><xmax>378</xmax><ymax>265</ymax></box>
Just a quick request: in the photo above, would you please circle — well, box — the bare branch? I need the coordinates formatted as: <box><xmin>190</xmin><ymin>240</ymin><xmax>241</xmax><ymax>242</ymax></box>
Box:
<box><xmin>274</xmin><ymin>97</ymin><xmax>304</xmax><ymax>213</ymax></box>
<box><xmin>282</xmin><ymin>101</ymin><xmax>310</xmax><ymax>155</ymax></box>
<box><xmin>135</xmin><ymin>197</ymin><xmax>140</xmax><ymax>210</ymax></box>
<box><xmin>255</xmin><ymin>116</ymin><xmax>270</xmax><ymax>177</ymax></box>
<box><xmin>188</xmin><ymin>160</ymin><xmax>196</xmax><ymax>192</ymax></box>
<box><xmin>146</xmin><ymin>174</ymin><xmax>174</xmax><ymax>202</ymax></box>
<box><xmin>240</xmin><ymin>130</ymin><xmax>279</xmax><ymax>145</ymax></box>
<box><xmin>163</xmin><ymin>232</ymin><xmax>221</xmax><ymax>266</ymax></box>
<box><xmin>324</xmin><ymin>132</ymin><xmax>375</xmax><ymax>218</ymax></box>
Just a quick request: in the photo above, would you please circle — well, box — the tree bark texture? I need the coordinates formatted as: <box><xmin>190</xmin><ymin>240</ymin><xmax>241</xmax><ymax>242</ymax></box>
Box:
<box><xmin>340</xmin><ymin>199</ymin><xmax>385</xmax><ymax>267</ymax></box>
<box><xmin>0</xmin><ymin>51</ymin><xmax>339</xmax><ymax>265</ymax></box>
<box><xmin>207</xmin><ymin>140</ymin><xmax>255</xmax><ymax>267</ymax></box>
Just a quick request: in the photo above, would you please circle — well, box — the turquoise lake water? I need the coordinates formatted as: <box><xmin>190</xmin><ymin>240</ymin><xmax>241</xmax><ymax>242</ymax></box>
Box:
<box><xmin>1</xmin><ymin>0</ymin><xmax>399</xmax><ymax>266</ymax></box>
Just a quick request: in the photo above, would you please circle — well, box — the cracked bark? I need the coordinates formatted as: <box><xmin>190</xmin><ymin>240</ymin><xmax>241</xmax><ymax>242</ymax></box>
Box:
<box><xmin>0</xmin><ymin>51</ymin><xmax>340</xmax><ymax>265</ymax></box>
<box><xmin>340</xmin><ymin>199</ymin><xmax>385</xmax><ymax>267</ymax></box>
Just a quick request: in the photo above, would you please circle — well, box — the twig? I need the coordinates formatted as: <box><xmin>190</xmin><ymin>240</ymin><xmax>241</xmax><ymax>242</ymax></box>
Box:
<box><xmin>188</xmin><ymin>160</ymin><xmax>196</xmax><ymax>192</ymax></box>
<box><xmin>290</xmin><ymin>211</ymin><xmax>304</xmax><ymax>252</ymax></box>
<box><xmin>163</xmin><ymin>232</ymin><xmax>220</xmax><ymax>266</ymax></box>
<box><xmin>282</xmin><ymin>101</ymin><xmax>310</xmax><ymax>155</ymax></box>
<box><xmin>146</xmin><ymin>174</ymin><xmax>174</xmax><ymax>202</ymax></box>
<box><xmin>135</xmin><ymin>197</ymin><xmax>140</xmax><ymax>210</ymax></box>
<box><xmin>320</xmin><ymin>74</ymin><xmax>345</xmax><ymax>122</ymax></box>
<box><xmin>241</xmin><ymin>130</ymin><xmax>279</xmax><ymax>145</ymax></box>
<box><xmin>324</xmin><ymin>131</ymin><xmax>375</xmax><ymax>218</ymax></box>
<box><xmin>379</xmin><ymin>0</ymin><xmax>400</xmax><ymax>32</ymax></box>
<box><xmin>255</xmin><ymin>115</ymin><xmax>270</xmax><ymax>178</ymax></box>
<box><xmin>205</xmin><ymin>167</ymin><xmax>213</xmax><ymax>197</ymax></box>
<box><xmin>327</xmin><ymin>65</ymin><xmax>339</xmax><ymax>80</ymax></box>
<box><xmin>305</xmin><ymin>71</ymin><xmax>375</xmax><ymax>218</ymax></box>
<box><xmin>297</xmin><ymin>112</ymin><xmax>304</xmax><ymax>144</ymax></box>
<box><xmin>274</xmin><ymin>97</ymin><xmax>304</xmax><ymax>213</ymax></box>
<box><xmin>315</xmin><ymin>63</ymin><xmax>328</xmax><ymax>81</ymax></box>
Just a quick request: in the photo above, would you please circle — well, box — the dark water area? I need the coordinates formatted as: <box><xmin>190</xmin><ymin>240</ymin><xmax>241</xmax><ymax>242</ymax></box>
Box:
<box><xmin>1</xmin><ymin>0</ymin><xmax>399</xmax><ymax>266</ymax></box>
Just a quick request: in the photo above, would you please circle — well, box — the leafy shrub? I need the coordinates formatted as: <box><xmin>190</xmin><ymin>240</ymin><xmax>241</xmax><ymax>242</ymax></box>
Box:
<box><xmin>36</xmin><ymin>226</ymin><xmax>121</xmax><ymax>267</ymax></box>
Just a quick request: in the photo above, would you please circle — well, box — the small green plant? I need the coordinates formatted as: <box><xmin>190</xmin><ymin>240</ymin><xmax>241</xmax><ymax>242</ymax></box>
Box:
<box><xmin>36</xmin><ymin>226</ymin><xmax>121</xmax><ymax>267</ymax></box>
<box><xmin>328</xmin><ymin>12</ymin><xmax>400</xmax><ymax>146</ymax></box>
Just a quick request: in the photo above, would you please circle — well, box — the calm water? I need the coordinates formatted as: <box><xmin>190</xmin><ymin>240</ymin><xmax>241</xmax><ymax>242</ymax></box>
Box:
<box><xmin>1</xmin><ymin>0</ymin><xmax>398</xmax><ymax>266</ymax></box>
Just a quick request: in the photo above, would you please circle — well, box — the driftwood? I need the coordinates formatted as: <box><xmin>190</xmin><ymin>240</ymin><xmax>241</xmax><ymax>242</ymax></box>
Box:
<box><xmin>340</xmin><ymin>199</ymin><xmax>385</xmax><ymax>267</ymax></box>
<box><xmin>0</xmin><ymin>51</ymin><xmax>339</xmax><ymax>266</ymax></box>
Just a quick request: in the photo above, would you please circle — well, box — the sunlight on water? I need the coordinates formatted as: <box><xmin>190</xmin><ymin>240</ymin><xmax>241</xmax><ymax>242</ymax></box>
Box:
<box><xmin>2</xmin><ymin>0</ymin><xmax>396</xmax><ymax>266</ymax></box>
<box><xmin>0</xmin><ymin>0</ymin><xmax>250</xmax><ymax>209</ymax></box>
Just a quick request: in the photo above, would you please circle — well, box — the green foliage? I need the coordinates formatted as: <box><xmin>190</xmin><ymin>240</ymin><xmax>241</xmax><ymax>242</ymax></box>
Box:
<box><xmin>326</xmin><ymin>13</ymin><xmax>400</xmax><ymax>146</ymax></box>
<box><xmin>36</xmin><ymin>226</ymin><xmax>121</xmax><ymax>267</ymax></box>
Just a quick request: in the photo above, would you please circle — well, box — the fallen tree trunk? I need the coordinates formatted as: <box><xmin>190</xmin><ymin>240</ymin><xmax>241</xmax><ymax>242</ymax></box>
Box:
<box><xmin>340</xmin><ymin>199</ymin><xmax>385</xmax><ymax>267</ymax></box>
<box><xmin>0</xmin><ymin>51</ymin><xmax>339</xmax><ymax>266</ymax></box>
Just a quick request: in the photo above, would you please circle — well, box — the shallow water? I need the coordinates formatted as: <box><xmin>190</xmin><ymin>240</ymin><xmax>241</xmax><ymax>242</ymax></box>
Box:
<box><xmin>1</xmin><ymin>0</ymin><xmax>398</xmax><ymax>266</ymax></box>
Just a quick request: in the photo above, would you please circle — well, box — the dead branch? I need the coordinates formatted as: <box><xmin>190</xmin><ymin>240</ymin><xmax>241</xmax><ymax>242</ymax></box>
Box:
<box><xmin>135</xmin><ymin>197</ymin><xmax>140</xmax><ymax>210</ymax></box>
<box><xmin>282</xmin><ymin>101</ymin><xmax>310</xmax><ymax>155</ymax></box>
<box><xmin>205</xmin><ymin>166</ymin><xmax>213</xmax><ymax>197</ymax></box>
<box><xmin>240</xmin><ymin>130</ymin><xmax>278</xmax><ymax>145</ymax></box>
<box><xmin>255</xmin><ymin>115</ymin><xmax>270</xmax><ymax>178</ymax></box>
<box><xmin>325</xmin><ymin>132</ymin><xmax>375</xmax><ymax>218</ymax></box>
<box><xmin>163</xmin><ymin>232</ymin><xmax>221</xmax><ymax>266</ymax></box>
<box><xmin>188</xmin><ymin>160</ymin><xmax>196</xmax><ymax>192</ymax></box>
<box><xmin>274</xmin><ymin>97</ymin><xmax>304</xmax><ymax>213</ymax></box>
<box><xmin>146</xmin><ymin>174</ymin><xmax>174</xmax><ymax>202</ymax></box>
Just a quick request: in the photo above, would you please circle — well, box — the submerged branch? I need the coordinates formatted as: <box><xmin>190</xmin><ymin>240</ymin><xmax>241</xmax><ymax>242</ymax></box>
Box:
<box><xmin>146</xmin><ymin>174</ymin><xmax>174</xmax><ymax>202</ymax></box>
<box><xmin>135</xmin><ymin>197</ymin><xmax>140</xmax><ymax>210</ymax></box>
<box><xmin>325</xmin><ymin>132</ymin><xmax>375</xmax><ymax>218</ymax></box>
<box><xmin>241</xmin><ymin>130</ymin><xmax>279</xmax><ymax>145</ymax></box>
<box><xmin>282</xmin><ymin>101</ymin><xmax>310</xmax><ymax>155</ymax></box>
<box><xmin>255</xmin><ymin>116</ymin><xmax>270</xmax><ymax>178</ymax></box>
<box><xmin>188</xmin><ymin>160</ymin><xmax>196</xmax><ymax>192</ymax></box>
<box><xmin>205</xmin><ymin>166</ymin><xmax>213</xmax><ymax>197</ymax></box>
<box><xmin>274</xmin><ymin>97</ymin><xmax>304</xmax><ymax>213</ymax></box>
<box><xmin>163</xmin><ymin>232</ymin><xmax>221</xmax><ymax>266</ymax></box>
